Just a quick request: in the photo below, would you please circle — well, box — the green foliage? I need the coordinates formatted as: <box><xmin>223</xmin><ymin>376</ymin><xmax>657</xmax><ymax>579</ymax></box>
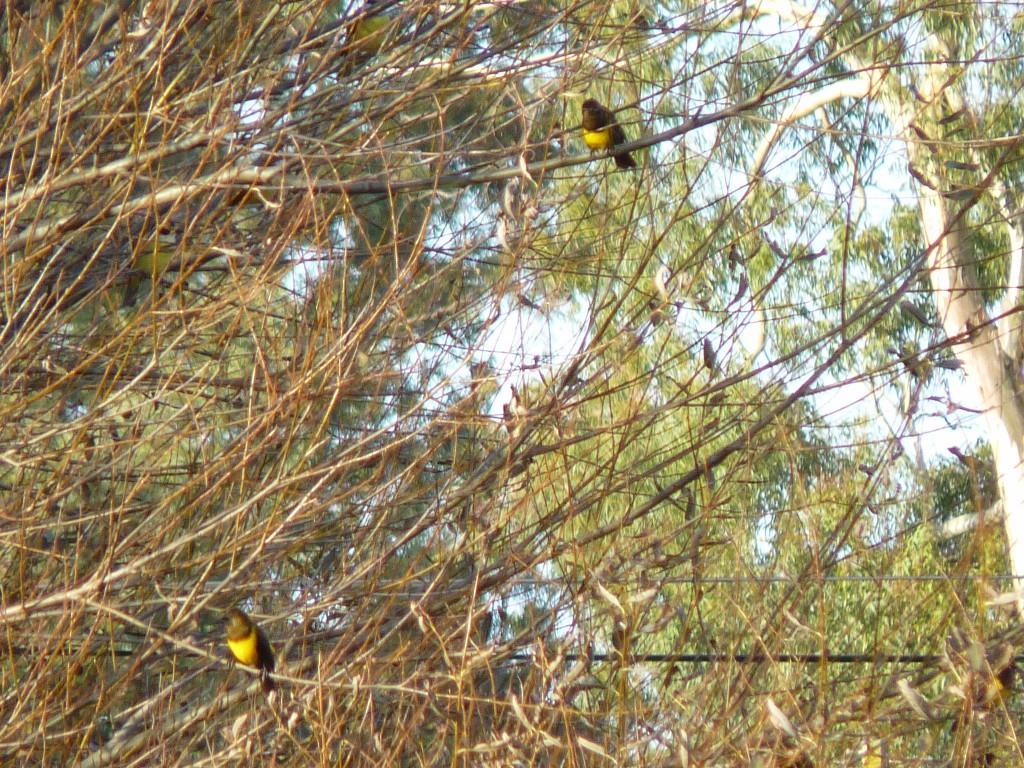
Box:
<box><xmin>2</xmin><ymin>0</ymin><xmax>1023</xmax><ymax>765</ymax></box>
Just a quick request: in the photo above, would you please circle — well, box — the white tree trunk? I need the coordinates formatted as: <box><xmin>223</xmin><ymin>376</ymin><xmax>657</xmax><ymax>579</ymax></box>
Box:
<box><xmin>748</xmin><ymin>0</ymin><xmax>1024</xmax><ymax>607</ymax></box>
<box><xmin>917</xmin><ymin>188</ymin><xmax>1024</xmax><ymax>603</ymax></box>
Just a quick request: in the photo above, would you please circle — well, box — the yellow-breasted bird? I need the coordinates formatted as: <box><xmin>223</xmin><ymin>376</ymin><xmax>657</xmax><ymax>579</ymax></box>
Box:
<box><xmin>581</xmin><ymin>98</ymin><xmax>637</xmax><ymax>169</ymax></box>
<box><xmin>980</xmin><ymin>659</ymin><xmax>1015</xmax><ymax>710</ymax></box>
<box><xmin>225</xmin><ymin>607</ymin><xmax>275</xmax><ymax>693</ymax></box>
<box><xmin>345</xmin><ymin>2</ymin><xmax>390</xmax><ymax>55</ymax></box>
<box><xmin>122</xmin><ymin>231</ymin><xmax>179</xmax><ymax>308</ymax></box>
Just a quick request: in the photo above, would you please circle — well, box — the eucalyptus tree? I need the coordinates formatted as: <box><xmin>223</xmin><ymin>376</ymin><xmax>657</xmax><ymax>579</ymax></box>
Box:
<box><xmin>1</xmin><ymin>0</ymin><xmax>1022</xmax><ymax>766</ymax></box>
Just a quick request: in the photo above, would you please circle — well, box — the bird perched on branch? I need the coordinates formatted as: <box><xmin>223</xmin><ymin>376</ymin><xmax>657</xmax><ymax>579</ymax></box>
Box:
<box><xmin>345</xmin><ymin>1</ymin><xmax>390</xmax><ymax>55</ymax></box>
<box><xmin>225</xmin><ymin>607</ymin><xmax>276</xmax><ymax>693</ymax></box>
<box><xmin>581</xmin><ymin>99</ymin><xmax>637</xmax><ymax>169</ymax></box>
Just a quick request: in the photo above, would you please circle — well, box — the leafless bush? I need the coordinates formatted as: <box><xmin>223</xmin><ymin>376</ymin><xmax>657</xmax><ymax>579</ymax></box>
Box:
<box><xmin>0</xmin><ymin>0</ymin><xmax>1021</xmax><ymax>766</ymax></box>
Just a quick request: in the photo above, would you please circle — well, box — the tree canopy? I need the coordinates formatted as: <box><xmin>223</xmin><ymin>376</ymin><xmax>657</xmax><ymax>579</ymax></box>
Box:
<box><xmin>2</xmin><ymin>0</ymin><xmax>1023</xmax><ymax>765</ymax></box>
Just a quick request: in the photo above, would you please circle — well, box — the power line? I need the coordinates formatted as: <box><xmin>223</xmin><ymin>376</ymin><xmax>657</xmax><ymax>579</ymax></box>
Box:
<box><xmin>506</xmin><ymin>652</ymin><xmax>948</xmax><ymax>664</ymax></box>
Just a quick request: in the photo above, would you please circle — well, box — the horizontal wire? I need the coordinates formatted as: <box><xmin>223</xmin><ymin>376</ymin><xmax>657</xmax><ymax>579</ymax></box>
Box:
<box><xmin>507</xmin><ymin>652</ymin><xmax>969</xmax><ymax>664</ymax></box>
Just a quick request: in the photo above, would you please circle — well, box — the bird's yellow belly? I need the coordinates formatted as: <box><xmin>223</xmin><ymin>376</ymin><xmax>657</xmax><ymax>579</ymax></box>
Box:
<box><xmin>228</xmin><ymin>635</ymin><xmax>260</xmax><ymax>667</ymax></box>
<box><xmin>583</xmin><ymin>127</ymin><xmax>614</xmax><ymax>151</ymax></box>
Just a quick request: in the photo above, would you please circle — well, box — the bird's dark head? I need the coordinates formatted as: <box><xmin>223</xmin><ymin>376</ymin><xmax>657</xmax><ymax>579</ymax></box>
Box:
<box><xmin>225</xmin><ymin>607</ymin><xmax>251</xmax><ymax>638</ymax></box>
<box><xmin>581</xmin><ymin>99</ymin><xmax>600</xmax><ymax>111</ymax></box>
